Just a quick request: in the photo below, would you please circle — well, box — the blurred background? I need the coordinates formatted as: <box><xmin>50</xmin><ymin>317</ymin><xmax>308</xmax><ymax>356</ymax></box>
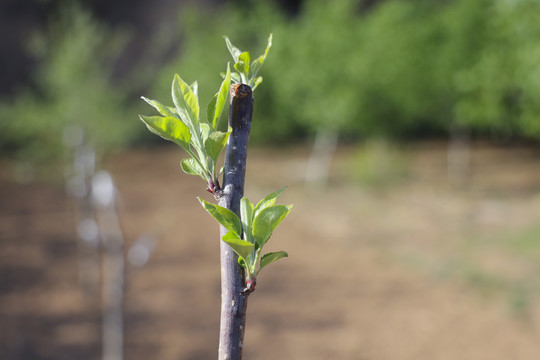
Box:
<box><xmin>2</xmin><ymin>0</ymin><xmax>540</xmax><ymax>359</ymax></box>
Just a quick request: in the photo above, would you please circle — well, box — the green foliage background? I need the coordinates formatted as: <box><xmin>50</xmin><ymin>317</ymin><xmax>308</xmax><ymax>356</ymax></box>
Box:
<box><xmin>2</xmin><ymin>0</ymin><xmax>540</xmax><ymax>166</ymax></box>
<box><xmin>0</xmin><ymin>5</ymin><xmax>143</xmax><ymax>165</ymax></box>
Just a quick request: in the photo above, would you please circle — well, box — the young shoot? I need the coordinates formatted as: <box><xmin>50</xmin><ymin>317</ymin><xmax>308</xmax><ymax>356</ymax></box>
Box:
<box><xmin>139</xmin><ymin>34</ymin><xmax>288</xmax><ymax>292</ymax></box>
<box><xmin>224</xmin><ymin>33</ymin><xmax>272</xmax><ymax>90</ymax></box>
<box><xmin>138</xmin><ymin>33</ymin><xmax>288</xmax><ymax>359</ymax></box>
<box><xmin>199</xmin><ymin>187</ymin><xmax>291</xmax><ymax>293</ymax></box>
<box><xmin>139</xmin><ymin>34</ymin><xmax>272</xmax><ymax>196</ymax></box>
<box><xmin>139</xmin><ymin>64</ymin><xmax>232</xmax><ymax>196</ymax></box>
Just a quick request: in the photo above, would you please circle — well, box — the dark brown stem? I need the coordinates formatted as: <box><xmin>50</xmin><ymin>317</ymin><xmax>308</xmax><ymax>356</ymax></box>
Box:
<box><xmin>217</xmin><ymin>84</ymin><xmax>253</xmax><ymax>360</ymax></box>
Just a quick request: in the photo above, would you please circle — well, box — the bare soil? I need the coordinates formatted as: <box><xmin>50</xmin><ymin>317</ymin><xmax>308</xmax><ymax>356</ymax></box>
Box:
<box><xmin>2</xmin><ymin>142</ymin><xmax>540</xmax><ymax>360</ymax></box>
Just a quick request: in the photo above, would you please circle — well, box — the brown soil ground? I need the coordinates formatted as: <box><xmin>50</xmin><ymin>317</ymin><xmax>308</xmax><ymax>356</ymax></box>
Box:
<box><xmin>2</xmin><ymin>142</ymin><xmax>540</xmax><ymax>360</ymax></box>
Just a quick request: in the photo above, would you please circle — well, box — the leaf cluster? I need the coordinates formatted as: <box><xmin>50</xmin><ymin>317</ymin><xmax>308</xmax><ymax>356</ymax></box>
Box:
<box><xmin>139</xmin><ymin>65</ymin><xmax>232</xmax><ymax>191</ymax></box>
<box><xmin>199</xmin><ymin>187</ymin><xmax>291</xmax><ymax>284</ymax></box>
<box><xmin>139</xmin><ymin>35</ymin><xmax>274</xmax><ymax>192</ymax></box>
<box><xmin>141</xmin><ymin>34</ymin><xmax>288</xmax><ymax>289</ymax></box>
<box><xmin>224</xmin><ymin>34</ymin><xmax>272</xmax><ymax>91</ymax></box>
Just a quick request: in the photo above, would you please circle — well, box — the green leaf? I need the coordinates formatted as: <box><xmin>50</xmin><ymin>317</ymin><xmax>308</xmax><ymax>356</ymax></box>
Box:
<box><xmin>172</xmin><ymin>74</ymin><xmax>199</xmax><ymax>124</ymax></box>
<box><xmin>235</xmin><ymin>51</ymin><xmax>250</xmax><ymax>76</ymax></box>
<box><xmin>141</xmin><ymin>97</ymin><xmax>176</xmax><ymax>118</ymax></box>
<box><xmin>139</xmin><ymin>115</ymin><xmax>191</xmax><ymax>150</ymax></box>
<box><xmin>224</xmin><ymin>36</ymin><xmax>242</xmax><ymax>61</ymax></box>
<box><xmin>200</xmin><ymin>123</ymin><xmax>211</xmax><ymax>143</ymax></box>
<box><xmin>259</xmin><ymin>251</ymin><xmax>288</xmax><ymax>273</ymax></box>
<box><xmin>181</xmin><ymin>158</ymin><xmax>204</xmax><ymax>177</ymax></box>
<box><xmin>205</xmin><ymin>129</ymin><xmax>230</xmax><ymax>162</ymax></box>
<box><xmin>211</xmin><ymin>64</ymin><xmax>231</xmax><ymax>130</ymax></box>
<box><xmin>198</xmin><ymin>198</ymin><xmax>242</xmax><ymax>236</ymax></box>
<box><xmin>191</xmin><ymin>81</ymin><xmax>198</xmax><ymax>97</ymax></box>
<box><xmin>222</xmin><ymin>231</ymin><xmax>255</xmax><ymax>261</ymax></box>
<box><xmin>230</xmin><ymin>72</ymin><xmax>242</xmax><ymax>84</ymax></box>
<box><xmin>234</xmin><ymin>63</ymin><xmax>243</xmax><ymax>76</ymax></box>
<box><xmin>240</xmin><ymin>198</ymin><xmax>254</xmax><ymax>243</ymax></box>
<box><xmin>252</xmin><ymin>76</ymin><xmax>263</xmax><ymax>91</ymax></box>
<box><xmin>254</xmin><ymin>186</ymin><xmax>287</xmax><ymax>216</ymax></box>
<box><xmin>207</xmin><ymin>94</ymin><xmax>217</xmax><ymax>127</ymax></box>
<box><xmin>253</xmin><ymin>205</ymin><xmax>292</xmax><ymax>246</ymax></box>
<box><xmin>251</xmin><ymin>33</ymin><xmax>272</xmax><ymax>78</ymax></box>
<box><xmin>167</xmin><ymin>106</ymin><xmax>179</xmax><ymax>116</ymax></box>
<box><xmin>251</xmin><ymin>58</ymin><xmax>263</xmax><ymax>76</ymax></box>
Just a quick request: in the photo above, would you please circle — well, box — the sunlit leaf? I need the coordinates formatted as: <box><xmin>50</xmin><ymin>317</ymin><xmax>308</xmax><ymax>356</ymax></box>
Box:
<box><xmin>251</xmin><ymin>33</ymin><xmax>272</xmax><ymax>78</ymax></box>
<box><xmin>252</xmin><ymin>76</ymin><xmax>263</xmax><ymax>91</ymax></box>
<box><xmin>198</xmin><ymin>198</ymin><xmax>242</xmax><ymax>236</ymax></box>
<box><xmin>205</xmin><ymin>129</ymin><xmax>231</xmax><ymax>162</ymax></box>
<box><xmin>167</xmin><ymin>106</ymin><xmax>179</xmax><ymax>116</ymax></box>
<box><xmin>222</xmin><ymin>231</ymin><xmax>255</xmax><ymax>261</ymax></box>
<box><xmin>139</xmin><ymin>115</ymin><xmax>191</xmax><ymax>150</ymax></box>
<box><xmin>240</xmin><ymin>197</ymin><xmax>254</xmax><ymax>243</ymax></box>
<box><xmin>236</xmin><ymin>51</ymin><xmax>250</xmax><ymax>76</ymax></box>
<box><xmin>141</xmin><ymin>97</ymin><xmax>176</xmax><ymax>118</ymax></box>
<box><xmin>200</xmin><ymin>123</ymin><xmax>211</xmax><ymax>143</ymax></box>
<box><xmin>253</xmin><ymin>204</ymin><xmax>292</xmax><ymax>246</ymax></box>
<box><xmin>254</xmin><ymin>186</ymin><xmax>287</xmax><ymax>216</ymax></box>
<box><xmin>259</xmin><ymin>251</ymin><xmax>288</xmax><ymax>273</ymax></box>
<box><xmin>191</xmin><ymin>81</ymin><xmax>198</xmax><ymax>97</ymax></box>
<box><xmin>172</xmin><ymin>74</ymin><xmax>199</xmax><ymax>124</ymax></box>
<box><xmin>230</xmin><ymin>72</ymin><xmax>242</xmax><ymax>84</ymax></box>
<box><xmin>206</xmin><ymin>94</ymin><xmax>217</xmax><ymax>127</ymax></box>
<box><xmin>211</xmin><ymin>63</ymin><xmax>231</xmax><ymax>130</ymax></box>
<box><xmin>181</xmin><ymin>158</ymin><xmax>204</xmax><ymax>177</ymax></box>
<box><xmin>224</xmin><ymin>36</ymin><xmax>242</xmax><ymax>61</ymax></box>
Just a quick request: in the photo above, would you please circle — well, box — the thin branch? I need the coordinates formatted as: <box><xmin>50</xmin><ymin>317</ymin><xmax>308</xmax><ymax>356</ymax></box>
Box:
<box><xmin>217</xmin><ymin>84</ymin><xmax>253</xmax><ymax>360</ymax></box>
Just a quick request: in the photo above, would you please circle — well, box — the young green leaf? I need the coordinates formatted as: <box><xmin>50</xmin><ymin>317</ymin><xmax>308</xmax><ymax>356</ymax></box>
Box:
<box><xmin>235</xmin><ymin>52</ymin><xmax>251</xmax><ymax>76</ymax></box>
<box><xmin>259</xmin><ymin>251</ymin><xmax>288</xmax><ymax>273</ymax></box>
<box><xmin>170</xmin><ymin>94</ymin><xmax>191</xmax><ymax>125</ymax></box>
<box><xmin>240</xmin><ymin>198</ymin><xmax>254</xmax><ymax>243</ymax></box>
<box><xmin>141</xmin><ymin>97</ymin><xmax>176</xmax><ymax>118</ymax></box>
<box><xmin>139</xmin><ymin>115</ymin><xmax>191</xmax><ymax>150</ymax></box>
<box><xmin>252</xmin><ymin>77</ymin><xmax>263</xmax><ymax>91</ymax></box>
<box><xmin>254</xmin><ymin>186</ymin><xmax>287</xmax><ymax>216</ymax></box>
<box><xmin>172</xmin><ymin>74</ymin><xmax>199</xmax><ymax>124</ymax></box>
<box><xmin>181</xmin><ymin>158</ymin><xmax>204</xmax><ymax>177</ymax></box>
<box><xmin>250</xmin><ymin>33</ymin><xmax>273</xmax><ymax>78</ymax></box>
<box><xmin>206</xmin><ymin>95</ymin><xmax>218</xmax><ymax>128</ymax></box>
<box><xmin>210</xmin><ymin>64</ymin><xmax>231</xmax><ymax>130</ymax></box>
<box><xmin>167</xmin><ymin>106</ymin><xmax>179</xmax><ymax>117</ymax></box>
<box><xmin>200</xmin><ymin>123</ymin><xmax>211</xmax><ymax>143</ymax></box>
<box><xmin>224</xmin><ymin>36</ymin><xmax>242</xmax><ymax>61</ymax></box>
<box><xmin>222</xmin><ymin>231</ymin><xmax>255</xmax><ymax>261</ymax></box>
<box><xmin>190</xmin><ymin>81</ymin><xmax>198</xmax><ymax>97</ymax></box>
<box><xmin>252</xmin><ymin>204</ymin><xmax>292</xmax><ymax>246</ymax></box>
<box><xmin>230</xmin><ymin>72</ymin><xmax>242</xmax><ymax>84</ymax></box>
<box><xmin>198</xmin><ymin>198</ymin><xmax>242</xmax><ymax>236</ymax></box>
<box><xmin>204</xmin><ymin>129</ymin><xmax>231</xmax><ymax>162</ymax></box>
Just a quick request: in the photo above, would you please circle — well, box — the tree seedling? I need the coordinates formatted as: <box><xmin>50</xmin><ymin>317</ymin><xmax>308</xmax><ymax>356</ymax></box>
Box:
<box><xmin>139</xmin><ymin>34</ymin><xmax>289</xmax><ymax>359</ymax></box>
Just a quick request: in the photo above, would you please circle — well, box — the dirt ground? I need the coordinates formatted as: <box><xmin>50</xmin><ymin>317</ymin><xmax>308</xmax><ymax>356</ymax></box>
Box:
<box><xmin>2</xmin><ymin>142</ymin><xmax>540</xmax><ymax>359</ymax></box>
